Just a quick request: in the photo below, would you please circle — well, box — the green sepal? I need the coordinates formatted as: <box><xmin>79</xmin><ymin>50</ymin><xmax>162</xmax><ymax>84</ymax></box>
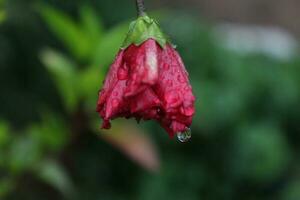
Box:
<box><xmin>121</xmin><ymin>14</ymin><xmax>171</xmax><ymax>49</ymax></box>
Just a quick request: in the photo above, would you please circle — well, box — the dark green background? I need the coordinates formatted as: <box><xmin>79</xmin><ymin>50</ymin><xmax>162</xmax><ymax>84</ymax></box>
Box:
<box><xmin>0</xmin><ymin>0</ymin><xmax>300</xmax><ymax>199</ymax></box>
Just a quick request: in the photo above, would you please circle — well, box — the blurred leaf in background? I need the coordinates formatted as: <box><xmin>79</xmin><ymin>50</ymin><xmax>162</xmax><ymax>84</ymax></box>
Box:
<box><xmin>0</xmin><ymin>121</ymin><xmax>10</xmax><ymax>147</ymax></box>
<box><xmin>99</xmin><ymin>120</ymin><xmax>160</xmax><ymax>173</ymax></box>
<box><xmin>36</xmin><ymin>159</ymin><xmax>74</xmax><ymax>198</ymax></box>
<box><xmin>281</xmin><ymin>180</ymin><xmax>300</xmax><ymax>200</ymax></box>
<box><xmin>0</xmin><ymin>0</ymin><xmax>5</xmax><ymax>23</ymax></box>
<box><xmin>39</xmin><ymin>4</ymin><xmax>128</xmax><ymax>113</ymax></box>
<box><xmin>39</xmin><ymin>5</ymin><xmax>96</xmax><ymax>61</ymax></box>
<box><xmin>0</xmin><ymin>177</ymin><xmax>14</xmax><ymax>198</ymax></box>
<box><xmin>229</xmin><ymin>122</ymin><xmax>291</xmax><ymax>183</ymax></box>
<box><xmin>40</xmin><ymin>49</ymin><xmax>79</xmax><ymax>113</ymax></box>
<box><xmin>0</xmin><ymin>115</ymin><xmax>73</xmax><ymax>199</ymax></box>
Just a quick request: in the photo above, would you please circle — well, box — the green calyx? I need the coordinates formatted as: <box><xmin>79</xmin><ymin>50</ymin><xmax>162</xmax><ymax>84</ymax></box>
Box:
<box><xmin>121</xmin><ymin>14</ymin><xmax>170</xmax><ymax>49</ymax></box>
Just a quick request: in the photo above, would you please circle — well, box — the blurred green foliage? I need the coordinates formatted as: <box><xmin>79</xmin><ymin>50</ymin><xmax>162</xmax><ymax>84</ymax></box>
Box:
<box><xmin>0</xmin><ymin>0</ymin><xmax>300</xmax><ymax>200</ymax></box>
<box><xmin>0</xmin><ymin>0</ymin><xmax>6</xmax><ymax>23</ymax></box>
<box><xmin>39</xmin><ymin>4</ymin><xmax>128</xmax><ymax>113</ymax></box>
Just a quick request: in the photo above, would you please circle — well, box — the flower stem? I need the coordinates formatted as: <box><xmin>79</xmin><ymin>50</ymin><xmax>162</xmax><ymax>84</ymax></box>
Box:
<box><xmin>136</xmin><ymin>0</ymin><xmax>146</xmax><ymax>16</ymax></box>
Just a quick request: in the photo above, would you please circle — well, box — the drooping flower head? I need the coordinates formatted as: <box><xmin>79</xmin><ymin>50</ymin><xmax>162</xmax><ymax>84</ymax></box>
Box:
<box><xmin>97</xmin><ymin>13</ymin><xmax>195</xmax><ymax>138</ymax></box>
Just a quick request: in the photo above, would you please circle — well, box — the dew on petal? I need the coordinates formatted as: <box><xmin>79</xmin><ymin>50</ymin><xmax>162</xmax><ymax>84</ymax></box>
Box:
<box><xmin>166</xmin><ymin>80</ymin><xmax>173</xmax><ymax>87</ymax></box>
<box><xmin>117</xmin><ymin>68</ymin><xmax>128</xmax><ymax>80</ymax></box>
<box><xmin>162</xmin><ymin>63</ymin><xmax>170</xmax><ymax>70</ymax></box>
<box><xmin>132</xmin><ymin>73</ymin><xmax>138</xmax><ymax>81</ymax></box>
<box><xmin>113</xmin><ymin>91</ymin><xmax>119</xmax><ymax>96</ymax></box>
<box><xmin>177</xmin><ymin>128</ymin><xmax>191</xmax><ymax>142</ymax></box>
<box><xmin>165</xmin><ymin>91</ymin><xmax>180</xmax><ymax>106</ymax></box>
<box><xmin>177</xmin><ymin>75</ymin><xmax>185</xmax><ymax>83</ymax></box>
<box><xmin>184</xmin><ymin>85</ymin><xmax>191</xmax><ymax>91</ymax></box>
<box><xmin>184</xmin><ymin>107</ymin><xmax>195</xmax><ymax>116</ymax></box>
<box><xmin>111</xmin><ymin>98</ymin><xmax>119</xmax><ymax>108</ymax></box>
<box><xmin>179</xmin><ymin>107</ymin><xmax>185</xmax><ymax>115</ymax></box>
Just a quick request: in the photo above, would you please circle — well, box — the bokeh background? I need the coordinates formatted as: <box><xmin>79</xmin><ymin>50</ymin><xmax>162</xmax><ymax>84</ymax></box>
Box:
<box><xmin>1</xmin><ymin>0</ymin><xmax>300</xmax><ymax>199</ymax></box>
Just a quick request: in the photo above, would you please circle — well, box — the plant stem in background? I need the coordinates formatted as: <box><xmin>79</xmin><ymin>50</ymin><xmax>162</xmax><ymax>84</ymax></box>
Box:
<box><xmin>136</xmin><ymin>0</ymin><xmax>146</xmax><ymax>16</ymax></box>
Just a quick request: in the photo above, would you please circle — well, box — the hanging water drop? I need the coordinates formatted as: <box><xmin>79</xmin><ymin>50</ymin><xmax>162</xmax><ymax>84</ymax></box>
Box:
<box><xmin>177</xmin><ymin>128</ymin><xmax>191</xmax><ymax>142</ymax></box>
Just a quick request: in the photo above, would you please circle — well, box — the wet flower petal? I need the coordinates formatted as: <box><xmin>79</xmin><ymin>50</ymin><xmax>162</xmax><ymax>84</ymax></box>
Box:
<box><xmin>97</xmin><ymin>16</ymin><xmax>195</xmax><ymax>138</ymax></box>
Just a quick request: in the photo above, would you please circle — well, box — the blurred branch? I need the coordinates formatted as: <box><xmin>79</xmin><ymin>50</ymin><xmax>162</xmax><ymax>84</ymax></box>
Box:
<box><xmin>136</xmin><ymin>0</ymin><xmax>146</xmax><ymax>16</ymax></box>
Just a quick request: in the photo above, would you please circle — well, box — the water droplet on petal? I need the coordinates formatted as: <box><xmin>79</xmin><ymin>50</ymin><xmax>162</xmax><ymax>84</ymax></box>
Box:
<box><xmin>113</xmin><ymin>91</ymin><xmax>119</xmax><ymax>96</ymax></box>
<box><xmin>111</xmin><ymin>98</ymin><xmax>119</xmax><ymax>108</ymax></box>
<box><xmin>177</xmin><ymin>128</ymin><xmax>191</xmax><ymax>142</ymax></box>
<box><xmin>177</xmin><ymin>75</ymin><xmax>185</xmax><ymax>83</ymax></box>
<box><xmin>117</xmin><ymin>68</ymin><xmax>128</xmax><ymax>80</ymax></box>
<box><xmin>132</xmin><ymin>73</ymin><xmax>137</xmax><ymax>81</ymax></box>
<box><xmin>162</xmin><ymin>63</ymin><xmax>170</xmax><ymax>70</ymax></box>
<box><xmin>166</xmin><ymin>80</ymin><xmax>173</xmax><ymax>87</ymax></box>
<box><xmin>165</xmin><ymin>91</ymin><xmax>180</xmax><ymax>106</ymax></box>
<box><xmin>184</xmin><ymin>107</ymin><xmax>195</xmax><ymax>116</ymax></box>
<box><xmin>184</xmin><ymin>85</ymin><xmax>191</xmax><ymax>91</ymax></box>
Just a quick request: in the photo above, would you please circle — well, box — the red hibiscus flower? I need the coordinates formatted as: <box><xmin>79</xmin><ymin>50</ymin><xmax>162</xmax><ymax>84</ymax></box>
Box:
<box><xmin>97</xmin><ymin>14</ymin><xmax>195</xmax><ymax>139</ymax></box>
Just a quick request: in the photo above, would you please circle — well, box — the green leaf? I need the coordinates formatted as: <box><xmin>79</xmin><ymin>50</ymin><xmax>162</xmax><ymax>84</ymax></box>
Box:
<box><xmin>0</xmin><ymin>178</ymin><xmax>14</xmax><ymax>198</ymax></box>
<box><xmin>92</xmin><ymin>22</ymin><xmax>128</xmax><ymax>68</ymax></box>
<box><xmin>0</xmin><ymin>121</ymin><xmax>9</xmax><ymax>167</ymax></box>
<box><xmin>121</xmin><ymin>14</ymin><xmax>170</xmax><ymax>49</ymax></box>
<box><xmin>0</xmin><ymin>10</ymin><xmax>5</xmax><ymax>23</ymax></box>
<box><xmin>40</xmin><ymin>49</ymin><xmax>78</xmax><ymax>113</ymax></box>
<box><xmin>39</xmin><ymin>5</ymin><xmax>90</xmax><ymax>60</ymax></box>
<box><xmin>9</xmin><ymin>136</ymin><xmax>42</xmax><ymax>174</ymax></box>
<box><xmin>36</xmin><ymin>160</ymin><xmax>74</xmax><ymax>197</ymax></box>
<box><xmin>79</xmin><ymin>5</ymin><xmax>104</xmax><ymax>56</ymax></box>
<box><xmin>229</xmin><ymin>123</ymin><xmax>291</xmax><ymax>183</ymax></box>
<box><xmin>79</xmin><ymin>66</ymin><xmax>104</xmax><ymax>109</ymax></box>
<box><xmin>281</xmin><ymin>180</ymin><xmax>300</xmax><ymax>200</ymax></box>
<box><xmin>0</xmin><ymin>121</ymin><xmax>9</xmax><ymax>147</ymax></box>
<box><xmin>29</xmin><ymin>112</ymin><xmax>69</xmax><ymax>152</ymax></box>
